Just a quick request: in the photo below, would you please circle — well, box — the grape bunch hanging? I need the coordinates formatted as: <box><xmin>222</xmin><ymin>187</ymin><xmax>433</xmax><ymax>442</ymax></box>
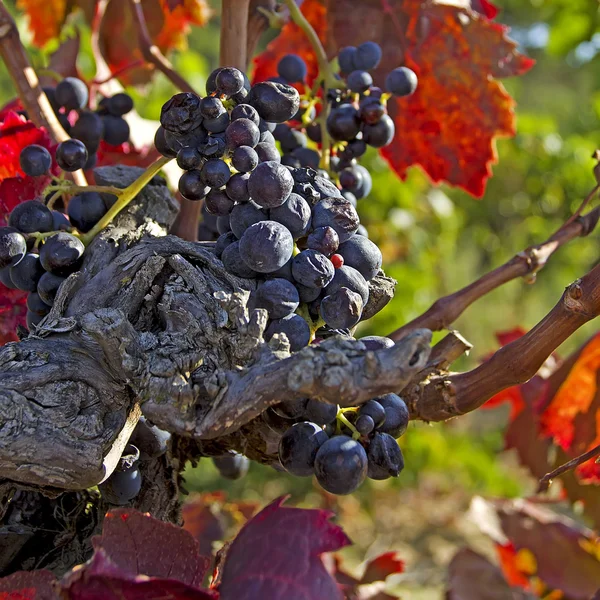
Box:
<box><xmin>156</xmin><ymin>42</ymin><xmax>418</xmax><ymax>494</ymax></box>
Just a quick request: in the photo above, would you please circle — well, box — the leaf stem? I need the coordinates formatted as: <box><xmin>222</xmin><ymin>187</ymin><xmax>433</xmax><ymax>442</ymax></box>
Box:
<box><xmin>80</xmin><ymin>156</ymin><xmax>172</xmax><ymax>245</ymax></box>
<box><xmin>46</xmin><ymin>184</ymin><xmax>125</xmax><ymax>197</ymax></box>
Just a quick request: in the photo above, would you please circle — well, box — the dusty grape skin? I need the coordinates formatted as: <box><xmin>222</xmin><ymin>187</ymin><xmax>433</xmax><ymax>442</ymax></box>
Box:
<box><xmin>377</xmin><ymin>393</ymin><xmax>410</xmax><ymax>438</ymax></box>
<box><xmin>231</xmin><ymin>146</ymin><xmax>259</xmax><ymax>173</ymax></box>
<box><xmin>324</xmin><ymin>265</ymin><xmax>369</xmax><ymax>306</ymax></box>
<box><xmin>225</xmin><ymin>118</ymin><xmax>260</xmax><ymax>149</ymax></box>
<box><xmin>37</xmin><ymin>272</ymin><xmax>66</xmax><ymax>305</ymax></box>
<box><xmin>292</xmin><ymin>249</ymin><xmax>335</xmax><ymax>289</ymax></box>
<box><xmin>314</xmin><ymin>436</ymin><xmax>368</xmax><ymax>495</ymax></box>
<box><xmin>312</xmin><ymin>197</ymin><xmax>359</xmax><ymax>243</ymax></box>
<box><xmin>67</xmin><ymin>192</ymin><xmax>107</xmax><ymax>233</ymax></box>
<box><xmin>277</xmin><ymin>54</ymin><xmax>308</xmax><ymax>83</ymax></box>
<box><xmin>253</xmin><ymin>278</ymin><xmax>299</xmax><ymax>319</ymax></box>
<box><xmin>248</xmin><ymin>161</ymin><xmax>294</xmax><ymax>208</ymax></box>
<box><xmin>269</xmin><ymin>193</ymin><xmax>311</xmax><ymax>239</ymax></box>
<box><xmin>9</xmin><ymin>200</ymin><xmax>53</xmax><ymax>234</ymax></box>
<box><xmin>304</xmin><ymin>399</ymin><xmax>337</xmax><ymax>425</ymax></box>
<box><xmin>338</xmin><ymin>235</ymin><xmax>382</xmax><ymax>281</ymax></box>
<box><xmin>319</xmin><ymin>287</ymin><xmax>363</xmax><ymax>329</ymax></box>
<box><xmin>10</xmin><ymin>253</ymin><xmax>45</xmax><ymax>292</ymax></box>
<box><xmin>229</xmin><ymin>201</ymin><xmax>266</xmax><ymax>239</ymax></box>
<box><xmin>19</xmin><ymin>144</ymin><xmax>52</xmax><ymax>177</ymax></box>
<box><xmin>278</xmin><ymin>422</ymin><xmax>328</xmax><ymax>476</ymax></box>
<box><xmin>385</xmin><ymin>67</ymin><xmax>418</xmax><ymax>97</ymax></box>
<box><xmin>265</xmin><ymin>314</ymin><xmax>311</xmax><ymax>352</ymax></box>
<box><xmin>0</xmin><ymin>227</ymin><xmax>27</xmax><ymax>269</ymax></box>
<box><xmin>307</xmin><ymin>226</ymin><xmax>339</xmax><ymax>256</ymax></box>
<box><xmin>367</xmin><ymin>432</ymin><xmax>404</xmax><ymax>480</ymax></box>
<box><xmin>39</xmin><ymin>233</ymin><xmax>85</xmax><ymax>276</ymax></box>
<box><xmin>247</xmin><ymin>81</ymin><xmax>300</xmax><ymax>123</ymax></box>
<box><xmin>221</xmin><ymin>241</ymin><xmax>258</xmax><ymax>279</ymax></box>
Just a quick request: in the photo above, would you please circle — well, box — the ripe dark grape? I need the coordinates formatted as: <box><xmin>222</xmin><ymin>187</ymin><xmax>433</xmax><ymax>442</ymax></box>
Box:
<box><xmin>359</xmin><ymin>399</ymin><xmax>386</xmax><ymax>428</ymax></box>
<box><xmin>200</xmin><ymin>159</ymin><xmax>231</xmax><ymax>188</ymax></box>
<box><xmin>314</xmin><ymin>435</ymin><xmax>368</xmax><ymax>495</ymax></box>
<box><xmin>200</xmin><ymin>134</ymin><xmax>226</xmax><ymax>157</ymax></box>
<box><xmin>230</xmin><ymin>146</ymin><xmax>257</xmax><ymax>173</ymax></box>
<box><xmin>367</xmin><ymin>432</ymin><xmax>404</xmax><ymax>480</ymax></box>
<box><xmin>248</xmin><ymin>161</ymin><xmax>294</xmax><ymax>208</ymax></box>
<box><xmin>306</xmin><ymin>123</ymin><xmax>322</xmax><ymax>143</ymax></box>
<box><xmin>213</xmin><ymin>453</ymin><xmax>250</xmax><ymax>480</ymax></box>
<box><xmin>338</xmin><ymin>46</ymin><xmax>357</xmax><ymax>73</ymax></box>
<box><xmin>307</xmin><ymin>226</ymin><xmax>339</xmax><ymax>256</ymax></box>
<box><xmin>203</xmin><ymin>111</ymin><xmax>230</xmax><ymax>133</ymax></box>
<box><xmin>225</xmin><ymin>118</ymin><xmax>260</xmax><ymax>149</ymax></box>
<box><xmin>26</xmin><ymin>291</ymin><xmax>51</xmax><ymax>316</ymax></box>
<box><xmin>255</xmin><ymin>142</ymin><xmax>281</xmax><ymax>163</ymax></box>
<box><xmin>338</xmin><ymin>235</ymin><xmax>382</xmax><ymax>280</ymax></box>
<box><xmin>247</xmin><ymin>82</ymin><xmax>300</xmax><ymax>123</ymax></box>
<box><xmin>9</xmin><ymin>200</ymin><xmax>53</xmax><ymax>233</ymax></box>
<box><xmin>354</xmin><ymin>41</ymin><xmax>382</xmax><ymax>70</ymax></box>
<box><xmin>67</xmin><ymin>192</ymin><xmax>107</xmax><ymax>232</ymax></box>
<box><xmin>176</xmin><ymin>147</ymin><xmax>202</xmax><ymax>171</ymax></box>
<box><xmin>231</xmin><ymin>103</ymin><xmax>260</xmax><ymax>125</ymax></box>
<box><xmin>292</xmin><ymin>249</ymin><xmax>335</xmax><ymax>289</ymax></box>
<box><xmin>325</xmin><ymin>265</ymin><xmax>369</xmax><ymax>306</ymax></box>
<box><xmin>355</xmin><ymin>414</ymin><xmax>375</xmax><ymax>436</ymax></box>
<box><xmin>37</xmin><ymin>272</ymin><xmax>65</xmax><ymax>305</ymax></box>
<box><xmin>0</xmin><ymin>227</ymin><xmax>26</xmax><ymax>268</ymax></box>
<box><xmin>265</xmin><ymin>313</ymin><xmax>311</xmax><ymax>352</ymax></box>
<box><xmin>200</xmin><ymin>96</ymin><xmax>225</xmax><ymax>119</ymax></box>
<box><xmin>359</xmin><ymin>100</ymin><xmax>386</xmax><ymax>125</ymax></box>
<box><xmin>71</xmin><ymin>111</ymin><xmax>104</xmax><ymax>154</ymax></box>
<box><xmin>39</xmin><ymin>232</ymin><xmax>84</xmax><ymax>275</ymax></box>
<box><xmin>277</xmin><ymin>54</ymin><xmax>307</xmax><ymax>83</ymax></box>
<box><xmin>319</xmin><ymin>287</ymin><xmax>363</xmax><ymax>329</ymax></box>
<box><xmin>214</xmin><ymin>231</ymin><xmax>237</xmax><ymax>258</ymax></box>
<box><xmin>221</xmin><ymin>241</ymin><xmax>257</xmax><ymax>278</ymax></box>
<box><xmin>154</xmin><ymin>126</ymin><xmax>177</xmax><ymax>158</ymax></box>
<box><xmin>178</xmin><ymin>170</ymin><xmax>210</xmax><ymax>201</ymax></box>
<box><xmin>9</xmin><ymin>253</ymin><xmax>44</xmax><ymax>291</ymax></box>
<box><xmin>278</xmin><ymin>422</ymin><xmax>328</xmax><ymax>476</ymax></box>
<box><xmin>56</xmin><ymin>139</ymin><xmax>88</xmax><ymax>172</ymax></box>
<box><xmin>0</xmin><ymin>267</ymin><xmax>16</xmax><ymax>289</ymax></box>
<box><xmin>377</xmin><ymin>393</ymin><xmax>409</xmax><ymax>438</ymax></box>
<box><xmin>106</xmin><ymin>93</ymin><xmax>134</xmax><ymax>116</ymax></box>
<box><xmin>312</xmin><ymin>197</ymin><xmax>359</xmax><ymax>243</ymax></box>
<box><xmin>269</xmin><ymin>193</ymin><xmax>311</xmax><ymax>239</ymax></box>
<box><xmin>327</xmin><ymin>104</ymin><xmax>360</xmax><ymax>141</ymax></box>
<box><xmin>292</xmin><ymin>147</ymin><xmax>320</xmax><ymax>170</ymax></box>
<box><xmin>385</xmin><ymin>66</ymin><xmax>418</xmax><ymax>97</ymax></box>
<box><xmin>160</xmin><ymin>92</ymin><xmax>203</xmax><ymax>134</ymax></box>
<box><xmin>215</xmin><ymin>67</ymin><xmax>245</xmax><ymax>96</ymax></box>
<box><xmin>19</xmin><ymin>144</ymin><xmax>52</xmax><ymax>177</ymax></box>
<box><xmin>102</xmin><ymin>115</ymin><xmax>130</xmax><ymax>146</ymax></box>
<box><xmin>225</xmin><ymin>172</ymin><xmax>251</xmax><ymax>202</ymax></box>
<box><xmin>239</xmin><ymin>220</ymin><xmax>294</xmax><ymax>273</ymax></box>
<box><xmin>304</xmin><ymin>399</ymin><xmax>337</xmax><ymax>425</ymax></box>
<box><xmin>99</xmin><ymin>466</ymin><xmax>142</xmax><ymax>505</ymax></box>
<box><xmin>296</xmin><ymin>283</ymin><xmax>320</xmax><ymax>303</ymax></box>
<box><xmin>347</xmin><ymin>70</ymin><xmax>373</xmax><ymax>93</ymax></box>
<box><xmin>205</xmin><ymin>188</ymin><xmax>235</xmax><ymax>216</ymax></box>
<box><xmin>253</xmin><ymin>278</ymin><xmax>299</xmax><ymax>319</ymax></box>
<box><xmin>339</xmin><ymin>166</ymin><xmax>364</xmax><ymax>196</ymax></box>
<box><xmin>55</xmin><ymin>77</ymin><xmax>88</xmax><ymax>110</ymax></box>
<box><xmin>229</xmin><ymin>201</ymin><xmax>265</xmax><ymax>238</ymax></box>
<box><xmin>217</xmin><ymin>215</ymin><xmax>231</xmax><ymax>235</ymax></box>
<box><xmin>363</xmin><ymin>114</ymin><xmax>395</xmax><ymax>148</ymax></box>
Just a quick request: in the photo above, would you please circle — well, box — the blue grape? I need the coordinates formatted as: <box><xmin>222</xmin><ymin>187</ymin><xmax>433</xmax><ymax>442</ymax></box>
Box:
<box><xmin>226</xmin><ymin>172</ymin><xmax>251</xmax><ymax>202</ymax></box>
<box><xmin>232</xmin><ymin>146</ymin><xmax>259</xmax><ymax>173</ymax></box>
<box><xmin>247</xmin><ymin>82</ymin><xmax>300</xmax><ymax>123</ymax></box>
<box><xmin>312</xmin><ymin>197</ymin><xmax>359</xmax><ymax>243</ymax></box>
<box><xmin>67</xmin><ymin>192</ymin><xmax>107</xmax><ymax>232</ymax></box>
<box><xmin>213</xmin><ymin>453</ymin><xmax>250</xmax><ymax>479</ymax></box>
<box><xmin>367</xmin><ymin>432</ymin><xmax>404</xmax><ymax>480</ymax></box>
<box><xmin>239</xmin><ymin>221</ymin><xmax>294</xmax><ymax>273</ymax></box>
<box><xmin>55</xmin><ymin>77</ymin><xmax>88</xmax><ymax>111</ymax></box>
<box><xmin>205</xmin><ymin>188</ymin><xmax>235</xmax><ymax>217</ymax></box>
<box><xmin>19</xmin><ymin>144</ymin><xmax>52</xmax><ymax>177</ymax></box>
<box><xmin>304</xmin><ymin>399</ymin><xmax>337</xmax><ymax>425</ymax></box>
<box><xmin>37</xmin><ymin>272</ymin><xmax>66</xmax><ymax>305</ymax></box>
<box><xmin>99</xmin><ymin>467</ymin><xmax>142</xmax><ymax>505</ymax></box>
<box><xmin>385</xmin><ymin>67</ymin><xmax>418</xmax><ymax>97</ymax></box>
<box><xmin>354</xmin><ymin>41</ymin><xmax>382</xmax><ymax>70</ymax></box>
<box><xmin>338</xmin><ymin>235</ymin><xmax>382</xmax><ymax>281</ymax></box>
<box><xmin>338</xmin><ymin>46</ymin><xmax>357</xmax><ymax>73</ymax></box>
<box><xmin>324</xmin><ymin>265</ymin><xmax>369</xmax><ymax>306</ymax></box>
<box><xmin>292</xmin><ymin>249</ymin><xmax>335</xmax><ymax>289</ymax></box>
<box><xmin>347</xmin><ymin>70</ymin><xmax>373</xmax><ymax>93</ymax></box>
<box><xmin>253</xmin><ymin>278</ymin><xmax>299</xmax><ymax>319</ymax></box>
<box><xmin>355</xmin><ymin>414</ymin><xmax>375</xmax><ymax>436</ymax></box>
<box><xmin>215</xmin><ymin>67</ymin><xmax>245</xmax><ymax>96</ymax></box>
<box><xmin>269</xmin><ymin>193</ymin><xmax>311</xmax><ymax>239</ymax></box>
<box><xmin>39</xmin><ymin>233</ymin><xmax>84</xmax><ymax>275</ymax></box>
<box><xmin>215</xmin><ymin>231</ymin><xmax>237</xmax><ymax>258</ymax></box>
<box><xmin>327</xmin><ymin>104</ymin><xmax>361</xmax><ymax>141</ymax></box>
<box><xmin>9</xmin><ymin>200</ymin><xmax>53</xmax><ymax>234</ymax></box>
<box><xmin>200</xmin><ymin>159</ymin><xmax>231</xmax><ymax>188</ymax></box>
<box><xmin>225</xmin><ymin>118</ymin><xmax>260</xmax><ymax>149</ymax></box>
<box><xmin>26</xmin><ymin>291</ymin><xmax>51</xmax><ymax>315</ymax></box>
<box><xmin>248</xmin><ymin>161</ymin><xmax>294</xmax><ymax>208</ymax></box>
<box><xmin>277</xmin><ymin>54</ymin><xmax>308</xmax><ymax>83</ymax></box>
<box><xmin>278</xmin><ymin>421</ymin><xmax>328</xmax><ymax>476</ymax></box>
<box><xmin>231</xmin><ymin>104</ymin><xmax>260</xmax><ymax>125</ymax></box>
<box><xmin>319</xmin><ymin>287</ymin><xmax>363</xmax><ymax>329</ymax></box>
<box><xmin>307</xmin><ymin>226</ymin><xmax>339</xmax><ymax>256</ymax></box>
<box><xmin>377</xmin><ymin>393</ymin><xmax>409</xmax><ymax>438</ymax></box>
<box><xmin>9</xmin><ymin>253</ymin><xmax>44</xmax><ymax>292</ymax></box>
<box><xmin>229</xmin><ymin>201</ymin><xmax>267</xmax><ymax>239</ymax></box>
<box><xmin>255</xmin><ymin>142</ymin><xmax>281</xmax><ymax>163</ymax></box>
<box><xmin>359</xmin><ymin>399</ymin><xmax>386</xmax><ymax>428</ymax></box>
<box><xmin>265</xmin><ymin>313</ymin><xmax>311</xmax><ymax>351</ymax></box>
<box><xmin>314</xmin><ymin>435</ymin><xmax>368</xmax><ymax>495</ymax></box>
<box><xmin>363</xmin><ymin>114</ymin><xmax>395</xmax><ymax>148</ymax></box>
<box><xmin>221</xmin><ymin>241</ymin><xmax>258</xmax><ymax>278</ymax></box>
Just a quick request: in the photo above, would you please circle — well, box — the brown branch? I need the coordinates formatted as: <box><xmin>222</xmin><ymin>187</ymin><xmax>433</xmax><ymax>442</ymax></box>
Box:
<box><xmin>390</xmin><ymin>204</ymin><xmax>600</xmax><ymax>341</ymax></box>
<box><xmin>221</xmin><ymin>0</ymin><xmax>251</xmax><ymax>71</ymax></box>
<box><xmin>128</xmin><ymin>0</ymin><xmax>196</xmax><ymax>94</ymax></box>
<box><xmin>247</xmin><ymin>0</ymin><xmax>277</xmax><ymax>67</ymax></box>
<box><xmin>408</xmin><ymin>262</ymin><xmax>600</xmax><ymax>422</ymax></box>
<box><xmin>0</xmin><ymin>1</ymin><xmax>87</xmax><ymax>186</ymax></box>
<box><xmin>537</xmin><ymin>443</ymin><xmax>600</xmax><ymax>493</ymax></box>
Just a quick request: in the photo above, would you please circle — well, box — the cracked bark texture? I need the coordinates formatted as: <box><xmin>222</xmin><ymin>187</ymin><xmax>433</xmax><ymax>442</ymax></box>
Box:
<box><xmin>0</xmin><ymin>166</ymin><xmax>430</xmax><ymax>497</ymax></box>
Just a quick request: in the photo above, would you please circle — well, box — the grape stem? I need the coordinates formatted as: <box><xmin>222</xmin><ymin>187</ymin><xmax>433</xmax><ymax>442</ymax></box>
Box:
<box><xmin>336</xmin><ymin>409</ymin><xmax>360</xmax><ymax>440</ymax></box>
<box><xmin>80</xmin><ymin>156</ymin><xmax>172</xmax><ymax>245</ymax></box>
<box><xmin>28</xmin><ymin>229</ymin><xmax>80</xmax><ymax>248</ymax></box>
<box><xmin>46</xmin><ymin>184</ymin><xmax>125</xmax><ymax>198</ymax></box>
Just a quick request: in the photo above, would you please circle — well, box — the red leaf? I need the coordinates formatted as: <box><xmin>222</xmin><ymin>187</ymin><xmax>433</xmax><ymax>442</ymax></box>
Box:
<box><xmin>360</xmin><ymin>552</ymin><xmax>404</xmax><ymax>585</ymax></box>
<box><xmin>181</xmin><ymin>493</ymin><xmax>226</xmax><ymax>558</ymax></box>
<box><xmin>495</xmin><ymin>543</ymin><xmax>532</xmax><ymax>590</ymax></box>
<box><xmin>60</xmin><ymin>548</ymin><xmax>216</xmax><ymax>600</ymax></box>
<box><xmin>218</xmin><ymin>496</ymin><xmax>351</xmax><ymax>600</ymax></box>
<box><xmin>93</xmin><ymin>508</ymin><xmax>211</xmax><ymax>586</ymax></box>
<box><xmin>471</xmin><ymin>0</ymin><xmax>499</xmax><ymax>19</ymax></box>
<box><xmin>0</xmin><ymin>283</ymin><xmax>27</xmax><ymax>345</ymax></box>
<box><xmin>0</xmin><ymin>570</ymin><xmax>58</xmax><ymax>600</ymax></box>
<box><xmin>252</xmin><ymin>0</ymin><xmax>533</xmax><ymax>198</ymax></box>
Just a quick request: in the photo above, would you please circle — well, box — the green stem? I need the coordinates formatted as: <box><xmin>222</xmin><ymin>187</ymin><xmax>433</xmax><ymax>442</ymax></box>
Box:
<box><xmin>46</xmin><ymin>184</ymin><xmax>125</xmax><ymax>197</ymax></box>
<box><xmin>81</xmin><ymin>156</ymin><xmax>172</xmax><ymax>245</ymax></box>
<box><xmin>37</xmin><ymin>68</ymin><xmax>63</xmax><ymax>82</ymax></box>
<box><xmin>28</xmin><ymin>229</ymin><xmax>79</xmax><ymax>248</ymax></box>
<box><xmin>318</xmin><ymin>100</ymin><xmax>331</xmax><ymax>171</ymax></box>
<box><xmin>337</xmin><ymin>410</ymin><xmax>360</xmax><ymax>440</ymax></box>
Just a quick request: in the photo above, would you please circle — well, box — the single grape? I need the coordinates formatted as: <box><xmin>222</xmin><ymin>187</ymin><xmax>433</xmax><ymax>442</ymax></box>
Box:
<box><xmin>0</xmin><ymin>227</ymin><xmax>26</xmax><ymax>268</ymax></box>
<box><xmin>363</xmin><ymin>114</ymin><xmax>395</xmax><ymax>148</ymax></box>
<box><xmin>160</xmin><ymin>92</ymin><xmax>203</xmax><ymax>134</ymax></box>
<box><xmin>214</xmin><ymin>231</ymin><xmax>237</xmax><ymax>258</ymax></box>
<box><xmin>9</xmin><ymin>253</ymin><xmax>44</xmax><ymax>292</ymax></box>
<box><xmin>206</xmin><ymin>67</ymin><xmax>225</xmax><ymax>94</ymax></box>
<box><xmin>377</xmin><ymin>393</ymin><xmax>409</xmax><ymax>438</ymax></box>
<box><xmin>154</xmin><ymin>126</ymin><xmax>178</xmax><ymax>158</ymax></box>
<box><xmin>279</xmin><ymin>421</ymin><xmax>328</xmax><ymax>476</ymax></box>
<box><xmin>354</xmin><ymin>41</ymin><xmax>382</xmax><ymax>70</ymax></box>
<box><xmin>304</xmin><ymin>399</ymin><xmax>337</xmax><ymax>425</ymax></box>
<box><xmin>277</xmin><ymin>54</ymin><xmax>307</xmax><ymax>83</ymax></box>
<box><xmin>205</xmin><ymin>188</ymin><xmax>235</xmax><ymax>216</ymax></box>
<box><xmin>67</xmin><ymin>192</ymin><xmax>107</xmax><ymax>232</ymax></box>
<box><xmin>292</xmin><ymin>147</ymin><xmax>320</xmax><ymax>171</ymax></box>
<box><xmin>56</xmin><ymin>139</ymin><xmax>88</xmax><ymax>172</ymax></box>
<box><xmin>200</xmin><ymin>159</ymin><xmax>231</xmax><ymax>188</ymax></box>
<box><xmin>199</xmin><ymin>133</ymin><xmax>227</xmax><ymax>158</ymax></box>
<box><xmin>225</xmin><ymin>172</ymin><xmax>251</xmax><ymax>202</ymax></box>
<box><xmin>265</xmin><ymin>313</ymin><xmax>311</xmax><ymax>352</ymax></box>
<box><xmin>55</xmin><ymin>77</ymin><xmax>88</xmax><ymax>110</ymax></box>
<box><xmin>71</xmin><ymin>111</ymin><xmax>104</xmax><ymax>154</ymax></box>
<box><xmin>268</xmin><ymin>257</ymin><xmax>294</xmax><ymax>282</ymax></box>
<box><xmin>337</xmin><ymin>46</ymin><xmax>357</xmax><ymax>73</ymax></box>
<box><xmin>84</xmin><ymin>152</ymin><xmax>98</xmax><ymax>171</ymax></box>
<box><xmin>385</xmin><ymin>67</ymin><xmax>418</xmax><ymax>97</ymax></box>
<box><xmin>314</xmin><ymin>435</ymin><xmax>368</xmax><ymax>495</ymax></box>
<box><xmin>367</xmin><ymin>432</ymin><xmax>404</xmax><ymax>480</ymax></box>
<box><xmin>312</xmin><ymin>175</ymin><xmax>343</xmax><ymax>200</ymax></box>
<box><xmin>176</xmin><ymin>147</ymin><xmax>202</xmax><ymax>171</ymax></box>
<box><xmin>359</xmin><ymin>100</ymin><xmax>386</xmax><ymax>125</ymax></box>
<box><xmin>355</xmin><ymin>414</ymin><xmax>375</xmax><ymax>436</ymax></box>
<box><xmin>327</xmin><ymin>104</ymin><xmax>360</xmax><ymax>141</ymax></box>
<box><xmin>312</xmin><ymin>197</ymin><xmax>359</xmax><ymax>243</ymax></box>
<box><xmin>296</xmin><ymin>283</ymin><xmax>321</xmax><ymax>303</ymax></box>
<box><xmin>255</xmin><ymin>142</ymin><xmax>281</xmax><ymax>163</ymax></box>
<box><xmin>229</xmin><ymin>201</ymin><xmax>266</xmax><ymax>238</ymax></box>
<box><xmin>248</xmin><ymin>161</ymin><xmax>294</xmax><ymax>208</ymax></box>
<box><xmin>269</xmin><ymin>193</ymin><xmax>311</xmax><ymax>239</ymax></box>
<box><xmin>102</xmin><ymin>115</ymin><xmax>130</xmax><ymax>146</ymax></box>
<box><xmin>354</xmin><ymin>165</ymin><xmax>373</xmax><ymax>199</ymax></box>
<box><xmin>203</xmin><ymin>111</ymin><xmax>230</xmax><ymax>134</ymax></box>
<box><xmin>106</xmin><ymin>93</ymin><xmax>134</xmax><ymax>116</ymax></box>
<box><xmin>9</xmin><ymin>200</ymin><xmax>53</xmax><ymax>234</ymax></box>
<box><xmin>26</xmin><ymin>291</ymin><xmax>51</xmax><ymax>315</ymax></box>
<box><xmin>39</xmin><ymin>232</ymin><xmax>84</xmax><ymax>275</ymax></box>
<box><xmin>320</xmin><ymin>287</ymin><xmax>363</xmax><ymax>329</ymax></box>
<box><xmin>339</xmin><ymin>166</ymin><xmax>364</xmax><ymax>196</ymax></box>
<box><xmin>347</xmin><ymin>70</ymin><xmax>373</xmax><ymax>93</ymax></box>
<box><xmin>200</xmin><ymin>96</ymin><xmax>225</xmax><ymax>119</ymax></box>
<box><xmin>292</xmin><ymin>249</ymin><xmax>335</xmax><ymax>289</ymax></box>
<box><xmin>216</xmin><ymin>67</ymin><xmax>245</xmax><ymax>96</ymax></box>
<box><xmin>0</xmin><ymin>267</ymin><xmax>17</xmax><ymax>289</ymax></box>
<box><xmin>279</xmin><ymin>128</ymin><xmax>307</xmax><ymax>154</ymax></box>
<box><xmin>19</xmin><ymin>144</ymin><xmax>52</xmax><ymax>177</ymax></box>
<box><xmin>212</xmin><ymin>453</ymin><xmax>250</xmax><ymax>479</ymax></box>
<box><xmin>247</xmin><ymin>82</ymin><xmax>300</xmax><ymax>123</ymax></box>
<box><xmin>231</xmin><ymin>146</ymin><xmax>258</xmax><ymax>173</ymax></box>
<box><xmin>338</xmin><ymin>235</ymin><xmax>382</xmax><ymax>281</ymax></box>
<box><xmin>306</xmin><ymin>123</ymin><xmax>322</xmax><ymax>143</ymax></box>
<box><xmin>307</xmin><ymin>226</ymin><xmax>339</xmax><ymax>256</ymax></box>
<box><xmin>99</xmin><ymin>467</ymin><xmax>142</xmax><ymax>505</ymax></box>
<box><xmin>37</xmin><ymin>271</ymin><xmax>66</xmax><ymax>305</ymax></box>
<box><xmin>231</xmin><ymin>103</ymin><xmax>260</xmax><ymax>125</ymax></box>
<box><xmin>225</xmin><ymin>118</ymin><xmax>260</xmax><ymax>149</ymax></box>
<box><xmin>239</xmin><ymin>220</ymin><xmax>294</xmax><ymax>273</ymax></box>
<box><xmin>359</xmin><ymin>399</ymin><xmax>386</xmax><ymax>428</ymax></box>
<box><xmin>178</xmin><ymin>170</ymin><xmax>210</xmax><ymax>201</ymax></box>
<box><xmin>324</xmin><ymin>265</ymin><xmax>369</xmax><ymax>306</ymax></box>
<box><xmin>221</xmin><ymin>241</ymin><xmax>258</xmax><ymax>278</ymax></box>
<box><xmin>281</xmin><ymin>154</ymin><xmax>301</xmax><ymax>168</ymax></box>
<box><xmin>253</xmin><ymin>278</ymin><xmax>299</xmax><ymax>319</ymax></box>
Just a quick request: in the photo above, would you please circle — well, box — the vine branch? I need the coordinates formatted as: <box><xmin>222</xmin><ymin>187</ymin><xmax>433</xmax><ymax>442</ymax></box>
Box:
<box><xmin>537</xmin><ymin>443</ymin><xmax>600</xmax><ymax>493</ymax></box>
<box><xmin>391</xmin><ymin>203</ymin><xmax>600</xmax><ymax>341</ymax></box>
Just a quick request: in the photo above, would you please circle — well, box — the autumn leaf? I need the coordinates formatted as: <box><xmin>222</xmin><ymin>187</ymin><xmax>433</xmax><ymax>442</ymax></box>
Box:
<box><xmin>16</xmin><ymin>0</ymin><xmax>68</xmax><ymax>47</ymax></box>
<box><xmin>0</xmin><ymin>569</ymin><xmax>58</xmax><ymax>600</ymax></box>
<box><xmin>0</xmin><ymin>284</ymin><xmax>27</xmax><ymax>346</ymax></box>
<box><xmin>253</xmin><ymin>0</ymin><xmax>534</xmax><ymax>198</ymax></box>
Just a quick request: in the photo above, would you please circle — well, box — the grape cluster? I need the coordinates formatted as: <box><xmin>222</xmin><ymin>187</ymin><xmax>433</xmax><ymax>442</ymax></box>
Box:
<box><xmin>40</xmin><ymin>76</ymin><xmax>134</xmax><ymax>169</ymax></box>
<box><xmin>268</xmin><ymin>336</ymin><xmax>409</xmax><ymax>495</ymax></box>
